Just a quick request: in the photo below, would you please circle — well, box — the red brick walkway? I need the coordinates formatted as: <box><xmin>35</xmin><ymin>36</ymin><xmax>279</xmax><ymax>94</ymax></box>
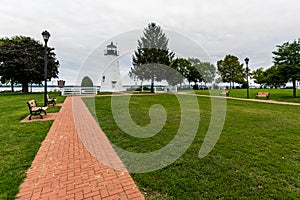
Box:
<box><xmin>16</xmin><ymin>96</ymin><xmax>144</xmax><ymax>200</ymax></box>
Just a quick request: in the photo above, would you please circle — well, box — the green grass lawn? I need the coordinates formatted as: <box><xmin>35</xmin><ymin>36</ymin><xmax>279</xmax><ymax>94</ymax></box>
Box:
<box><xmin>90</xmin><ymin>94</ymin><xmax>300</xmax><ymax>199</ymax></box>
<box><xmin>0</xmin><ymin>92</ymin><xmax>65</xmax><ymax>199</ymax></box>
<box><xmin>192</xmin><ymin>88</ymin><xmax>300</xmax><ymax>103</ymax></box>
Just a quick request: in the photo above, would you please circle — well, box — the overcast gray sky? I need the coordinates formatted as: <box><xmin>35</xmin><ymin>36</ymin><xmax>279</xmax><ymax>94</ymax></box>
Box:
<box><xmin>1</xmin><ymin>0</ymin><xmax>300</xmax><ymax>85</ymax></box>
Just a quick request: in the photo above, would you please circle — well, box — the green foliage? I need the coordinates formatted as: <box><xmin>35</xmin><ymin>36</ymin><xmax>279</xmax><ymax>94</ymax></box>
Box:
<box><xmin>273</xmin><ymin>39</ymin><xmax>300</xmax><ymax>97</ymax></box>
<box><xmin>166</xmin><ymin>57</ymin><xmax>216</xmax><ymax>87</ymax></box>
<box><xmin>217</xmin><ymin>55</ymin><xmax>245</xmax><ymax>88</ymax></box>
<box><xmin>81</xmin><ymin>76</ymin><xmax>93</xmax><ymax>87</ymax></box>
<box><xmin>91</xmin><ymin>95</ymin><xmax>300</xmax><ymax>199</ymax></box>
<box><xmin>252</xmin><ymin>67</ymin><xmax>267</xmax><ymax>87</ymax></box>
<box><xmin>130</xmin><ymin>22</ymin><xmax>174</xmax><ymax>92</ymax></box>
<box><xmin>187</xmin><ymin>58</ymin><xmax>202</xmax><ymax>85</ymax></box>
<box><xmin>252</xmin><ymin>66</ymin><xmax>286</xmax><ymax>89</ymax></box>
<box><xmin>198</xmin><ymin>61</ymin><xmax>216</xmax><ymax>85</ymax></box>
<box><xmin>167</xmin><ymin>58</ymin><xmax>190</xmax><ymax>86</ymax></box>
<box><xmin>265</xmin><ymin>66</ymin><xmax>286</xmax><ymax>88</ymax></box>
<box><xmin>0</xmin><ymin>36</ymin><xmax>59</xmax><ymax>92</ymax></box>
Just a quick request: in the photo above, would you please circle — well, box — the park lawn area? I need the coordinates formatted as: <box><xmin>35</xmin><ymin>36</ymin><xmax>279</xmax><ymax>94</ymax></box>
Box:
<box><xmin>0</xmin><ymin>92</ymin><xmax>65</xmax><ymax>199</ymax></box>
<box><xmin>89</xmin><ymin>94</ymin><xmax>300</xmax><ymax>199</ymax></box>
<box><xmin>194</xmin><ymin>88</ymin><xmax>300</xmax><ymax>103</ymax></box>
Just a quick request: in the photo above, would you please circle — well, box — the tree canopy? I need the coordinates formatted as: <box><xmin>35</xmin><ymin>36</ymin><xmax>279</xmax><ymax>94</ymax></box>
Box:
<box><xmin>130</xmin><ymin>22</ymin><xmax>174</xmax><ymax>92</ymax></box>
<box><xmin>0</xmin><ymin>36</ymin><xmax>59</xmax><ymax>92</ymax></box>
<box><xmin>81</xmin><ymin>76</ymin><xmax>93</xmax><ymax>87</ymax></box>
<box><xmin>217</xmin><ymin>55</ymin><xmax>245</xmax><ymax>89</ymax></box>
<box><xmin>167</xmin><ymin>58</ymin><xmax>190</xmax><ymax>86</ymax></box>
<box><xmin>273</xmin><ymin>39</ymin><xmax>300</xmax><ymax>97</ymax></box>
<box><xmin>265</xmin><ymin>66</ymin><xmax>286</xmax><ymax>88</ymax></box>
<box><xmin>252</xmin><ymin>67</ymin><xmax>267</xmax><ymax>88</ymax></box>
<box><xmin>198</xmin><ymin>61</ymin><xmax>216</xmax><ymax>86</ymax></box>
<box><xmin>187</xmin><ymin>58</ymin><xmax>203</xmax><ymax>87</ymax></box>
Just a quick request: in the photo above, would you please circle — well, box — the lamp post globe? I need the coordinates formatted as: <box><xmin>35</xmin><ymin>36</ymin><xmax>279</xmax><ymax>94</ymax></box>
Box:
<box><xmin>42</xmin><ymin>30</ymin><xmax>51</xmax><ymax>106</ymax></box>
<box><xmin>244</xmin><ymin>58</ymin><xmax>250</xmax><ymax>98</ymax></box>
<box><xmin>42</xmin><ymin>30</ymin><xmax>50</xmax><ymax>44</ymax></box>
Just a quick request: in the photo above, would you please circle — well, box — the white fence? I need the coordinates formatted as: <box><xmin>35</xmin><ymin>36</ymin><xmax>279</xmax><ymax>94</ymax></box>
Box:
<box><xmin>61</xmin><ymin>87</ymin><xmax>98</xmax><ymax>96</ymax></box>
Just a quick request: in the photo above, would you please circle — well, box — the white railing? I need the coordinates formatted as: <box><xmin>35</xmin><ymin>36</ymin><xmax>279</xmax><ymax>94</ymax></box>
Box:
<box><xmin>61</xmin><ymin>87</ymin><xmax>98</xmax><ymax>96</ymax></box>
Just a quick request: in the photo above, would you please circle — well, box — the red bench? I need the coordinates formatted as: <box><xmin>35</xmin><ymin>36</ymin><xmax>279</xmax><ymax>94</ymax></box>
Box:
<box><xmin>256</xmin><ymin>92</ymin><xmax>270</xmax><ymax>99</ymax></box>
<box><xmin>220</xmin><ymin>90</ymin><xmax>230</xmax><ymax>96</ymax></box>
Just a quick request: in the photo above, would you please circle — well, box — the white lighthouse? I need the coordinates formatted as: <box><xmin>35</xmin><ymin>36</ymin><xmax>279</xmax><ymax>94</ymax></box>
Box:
<box><xmin>100</xmin><ymin>42</ymin><xmax>123</xmax><ymax>92</ymax></box>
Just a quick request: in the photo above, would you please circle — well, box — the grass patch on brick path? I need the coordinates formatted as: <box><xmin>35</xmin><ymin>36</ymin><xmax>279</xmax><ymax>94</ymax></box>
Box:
<box><xmin>0</xmin><ymin>92</ymin><xmax>65</xmax><ymax>199</ymax></box>
<box><xmin>193</xmin><ymin>88</ymin><xmax>300</xmax><ymax>103</ymax></box>
<box><xmin>88</xmin><ymin>94</ymin><xmax>300</xmax><ymax>199</ymax></box>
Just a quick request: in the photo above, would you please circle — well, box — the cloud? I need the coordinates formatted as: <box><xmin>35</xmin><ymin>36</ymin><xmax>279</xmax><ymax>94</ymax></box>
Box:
<box><xmin>1</xmin><ymin>0</ymin><xmax>300</xmax><ymax>84</ymax></box>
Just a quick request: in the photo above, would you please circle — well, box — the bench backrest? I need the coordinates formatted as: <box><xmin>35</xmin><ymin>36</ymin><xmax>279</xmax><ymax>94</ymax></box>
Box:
<box><xmin>257</xmin><ymin>92</ymin><xmax>269</xmax><ymax>96</ymax></box>
<box><xmin>27</xmin><ymin>100</ymin><xmax>37</xmax><ymax>108</ymax></box>
<box><xmin>220</xmin><ymin>90</ymin><xmax>229</xmax><ymax>94</ymax></box>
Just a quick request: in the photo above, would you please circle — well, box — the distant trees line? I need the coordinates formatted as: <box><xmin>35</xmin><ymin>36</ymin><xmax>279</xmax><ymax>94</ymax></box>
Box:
<box><xmin>130</xmin><ymin>23</ymin><xmax>300</xmax><ymax>97</ymax></box>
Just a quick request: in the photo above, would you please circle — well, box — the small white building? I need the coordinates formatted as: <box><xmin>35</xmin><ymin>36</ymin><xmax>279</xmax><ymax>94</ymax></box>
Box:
<box><xmin>100</xmin><ymin>42</ymin><xmax>123</xmax><ymax>92</ymax></box>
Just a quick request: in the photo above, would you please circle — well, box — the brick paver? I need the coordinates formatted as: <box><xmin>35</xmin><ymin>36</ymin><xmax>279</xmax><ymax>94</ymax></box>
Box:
<box><xmin>16</xmin><ymin>96</ymin><xmax>144</xmax><ymax>200</ymax></box>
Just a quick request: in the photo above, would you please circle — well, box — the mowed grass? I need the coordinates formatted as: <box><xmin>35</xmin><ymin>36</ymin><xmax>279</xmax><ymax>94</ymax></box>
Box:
<box><xmin>194</xmin><ymin>88</ymin><xmax>300</xmax><ymax>103</ymax></box>
<box><xmin>0</xmin><ymin>92</ymin><xmax>65</xmax><ymax>199</ymax></box>
<box><xmin>89</xmin><ymin>94</ymin><xmax>300</xmax><ymax>199</ymax></box>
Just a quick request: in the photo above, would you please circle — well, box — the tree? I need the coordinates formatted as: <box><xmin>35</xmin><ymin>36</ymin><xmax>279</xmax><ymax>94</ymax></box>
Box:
<box><xmin>167</xmin><ymin>58</ymin><xmax>190</xmax><ymax>86</ymax></box>
<box><xmin>198</xmin><ymin>61</ymin><xmax>216</xmax><ymax>86</ymax></box>
<box><xmin>265</xmin><ymin>66</ymin><xmax>286</xmax><ymax>88</ymax></box>
<box><xmin>217</xmin><ymin>55</ymin><xmax>245</xmax><ymax>89</ymax></box>
<box><xmin>187</xmin><ymin>58</ymin><xmax>202</xmax><ymax>88</ymax></box>
<box><xmin>130</xmin><ymin>22</ymin><xmax>174</xmax><ymax>93</ymax></box>
<box><xmin>273</xmin><ymin>39</ymin><xmax>300</xmax><ymax>97</ymax></box>
<box><xmin>252</xmin><ymin>67</ymin><xmax>267</xmax><ymax>88</ymax></box>
<box><xmin>81</xmin><ymin>76</ymin><xmax>93</xmax><ymax>87</ymax></box>
<box><xmin>0</xmin><ymin>37</ymin><xmax>15</xmax><ymax>91</ymax></box>
<box><xmin>0</xmin><ymin>36</ymin><xmax>59</xmax><ymax>92</ymax></box>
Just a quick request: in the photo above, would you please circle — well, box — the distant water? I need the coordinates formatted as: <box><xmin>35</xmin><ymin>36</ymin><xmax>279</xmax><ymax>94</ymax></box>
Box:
<box><xmin>0</xmin><ymin>86</ymin><xmax>61</xmax><ymax>92</ymax></box>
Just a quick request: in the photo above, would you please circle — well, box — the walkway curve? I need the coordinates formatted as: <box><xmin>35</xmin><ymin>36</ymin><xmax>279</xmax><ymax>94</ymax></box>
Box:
<box><xmin>194</xmin><ymin>94</ymin><xmax>300</xmax><ymax>106</ymax></box>
<box><xmin>16</xmin><ymin>96</ymin><xmax>144</xmax><ymax>200</ymax></box>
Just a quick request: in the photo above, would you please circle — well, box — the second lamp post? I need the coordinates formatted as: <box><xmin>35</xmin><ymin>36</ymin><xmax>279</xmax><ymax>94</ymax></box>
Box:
<box><xmin>244</xmin><ymin>57</ymin><xmax>250</xmax><ymax>98</ymax></box>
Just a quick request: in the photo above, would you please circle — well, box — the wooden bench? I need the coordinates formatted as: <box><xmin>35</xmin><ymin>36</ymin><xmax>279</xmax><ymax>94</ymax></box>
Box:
<box><xmin>47</xmin><ymin>94</ymin><xmax>57</xmax><ymax>106</ymax></box>
<box><xmin>256</xmin><ymin>92</ymin><xmax>270</xmax><ymax>99</ymax></box>
<box><xmin>27</xmin><ymin>100</ymin><xmax>48</xmax><ymax>120</ymax></box>
<box><xmin>220</xmin><ymin>90</ymin><xmax>230</xmax><ymax>96</ymax></box>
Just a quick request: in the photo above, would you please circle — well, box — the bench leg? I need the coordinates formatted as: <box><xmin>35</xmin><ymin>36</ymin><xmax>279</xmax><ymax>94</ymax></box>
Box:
<box><xmin>41</xmin><ymin>110</ymin><xmax>47</xmax><ymax>115</ymax></box>
<box><xmin>29</xmin><ymin>113</ymin><xmax>43</xmax><ymax>120</ymax></box>
<box><xmin>48</xmin><ymin>100</ymin><xmax>56</xmax><ymax>106</ymax></box>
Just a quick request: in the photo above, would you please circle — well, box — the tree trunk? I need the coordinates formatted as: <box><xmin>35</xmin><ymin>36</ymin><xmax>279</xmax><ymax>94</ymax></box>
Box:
<box><xmin>10</xmin><ymin>80</ymin><xmax>14</xmax><ymax>92</ymax></box>
<box><xmin>292</xmin><ymin>79</ymin><xmax>296</xmax><ymax>98</ymax></box>
<box><xmin>151</xmin><ymin>78</ymin><xmax>154</xmax><ymax>93</ymax></box>
<box><xmin>22</xmin><ymin>82</ymin><xmax>29</xmax><ymax>93</ymax></box>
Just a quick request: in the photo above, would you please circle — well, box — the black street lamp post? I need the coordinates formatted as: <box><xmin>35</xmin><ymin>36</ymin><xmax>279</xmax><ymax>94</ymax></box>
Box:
<box><xmin>42</xmin><ymin>30</ymin><xmax>50</xmax><ymax>106</ymax></box>
<box><xmin>244</xmin><ymin>57</ymin><xmax>250</xmax><ymax>98</ymax></box>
